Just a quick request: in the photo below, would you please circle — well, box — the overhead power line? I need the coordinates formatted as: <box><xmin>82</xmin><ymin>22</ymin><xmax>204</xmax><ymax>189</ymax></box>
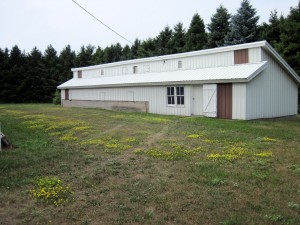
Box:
<box><xmin>71</xmin><ymin>0</ymin><xmax>166</xmax><ymax>62</ymax></box>
<box><xmin>71</xmin><ymin>0</ymin><xmax>133</xmax><ymax>45</ymax></box>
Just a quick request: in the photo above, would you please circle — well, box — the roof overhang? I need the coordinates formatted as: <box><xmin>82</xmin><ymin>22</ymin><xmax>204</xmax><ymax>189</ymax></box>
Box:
<box><xmin>58</xmin><ymin>62</ymin><xmax>268</xmax><ymax>89</ymax></box>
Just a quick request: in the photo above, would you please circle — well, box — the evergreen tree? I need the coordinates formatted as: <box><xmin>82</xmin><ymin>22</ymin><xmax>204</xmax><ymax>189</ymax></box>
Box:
<box><xmin>131</xmin><ymin>39</ymin><xmax>141</xmax><ymax>59</ymax></box>
<box><xmin>59</xmin><ymin>45</ymin><xmax>76</xmax><ymax>82</ymax></box>
<box><xmin>112</xmin><ymin>43</ymin><xmax>123</xmax><ymax>62</ymax></box>
<box><xmin>171</xmin><ymin>22</ymin><xmax>186</xmax><ymax>53</ymax></box>
<box><xmin>6</xmin><ymin>45</ymin><xmax>26</xmax><ymax>102</ymax></box>
<box><xmin>185</xmin><ymin>13</ymin><xmax>207</xmax><ymax>51</ymax></box>
<box><xmin>139</xmin><ymin>38</ymin><xmax>156</xmax><ymax>57</ymax></box>
<box><xmin>21</xmin><ymin>47</ymin><xmax>46</xmax><ymax>102</ymax></box>
<box><xmin>259</xmin><ymin>10</ymin><xmax>284</xmax><ymax>46</ymax></box>
<box><xmin>92</xmin><ymin>46</ymin><xmax>104</xmax><ymax>64</ymax></box>
<box><xmin>207</xmin><ymin>5</ymin><xmax>231</xmax><ymax>48</ymax></box>
<box><xmin>224</xmin><ymin>0</ymin><xmax>259</xmax><ymax>45</ymax></box>
<box><xmin>275</xmin><ymin>5</ymin><xmax>300</xmax><ymax>75</ymax></box>
<box><xmin>76</xmin><ymin>45</ymin><xmax>95</xmax><ymax>66</ymax></box>
<box><xmin>0</xmin><ymin>48</ymin><xmax>11</xmax><ymax>103</ymax></box>
<box><xmin>155</xmin><ymin>26</ymin><xmax>173</xmax><ymax>55</ymax></box>
<box><xmin>43</xmin><ymin>45</ymin><xmax>60</xmax><ymax>102</ymax></box>
<box><xmin>121</xmin><ymin>45</ymin><xmax>132</xmax><ymax>60</ymax></box>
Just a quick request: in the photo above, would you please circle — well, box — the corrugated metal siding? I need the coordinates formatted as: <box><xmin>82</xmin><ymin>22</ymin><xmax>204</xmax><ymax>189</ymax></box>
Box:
<box><xmin>76</xmin><ymin>51</ymin><xmax>235</xmax><ymax>79</ymax></box>
<box><xmin>246</xmin><ymin>49</ymin><xmax>298</xmax><ymax>119</ymax></box>
<box><xmin>61</xmin><ymin>89</ymin><xmax>65</xmax><ymax>100</ymax></box>
<box><xmin>232</xmin><ymin>83</ymin><xmax>246</xmax><ymax>120</ymax></box>
<box><xmin>69</xmin><ymin>86</ymin><xmax>192</xmax><ymax>116</ymax></box>
<box><xmin>249</xmin><ymin>47</ymin><xmax>261</xmax><ymax>63</ymax></box>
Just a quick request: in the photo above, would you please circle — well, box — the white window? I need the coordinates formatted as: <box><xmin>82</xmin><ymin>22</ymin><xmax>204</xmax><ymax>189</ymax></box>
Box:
<box><xmin>176</xmin><ymin>87</ymin><xmax>184</xmax><ymax>105</ymax></box>
<box><xmin>101</xmin><ymin>69</ymin><xmax>104</xmax><ymax>75</ymax></box>
<box><xmin>133</xmin><ymin>66</ymin><xmax>138</xmax><ymax>74</ymax></box>
<box><xmin>178</xmin><ymin>60</ymin><xmax>182</xmax><ymax>69</ymax></box>
<box><xmin>167</xmin><ymin>87</ymin><xmax>175</xmax><ymax>105</ymax></box>
<box><xmin>167</xmin><ymin>86</ymin><xmax>184</xmax><ymax>106</ymax></box>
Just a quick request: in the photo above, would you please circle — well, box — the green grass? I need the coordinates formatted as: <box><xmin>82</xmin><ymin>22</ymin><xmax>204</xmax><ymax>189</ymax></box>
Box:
<box><xmin>0</xmin><ymin>104</ymin><xmax>299</xmax><ymax>225</ymax></box>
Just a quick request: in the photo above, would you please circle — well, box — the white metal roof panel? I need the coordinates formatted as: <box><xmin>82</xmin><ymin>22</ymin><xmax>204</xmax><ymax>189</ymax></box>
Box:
<box><xmin>58</xmin><ymin>62</ymin><xmax>268</xmax><ymax>89</ymax></box>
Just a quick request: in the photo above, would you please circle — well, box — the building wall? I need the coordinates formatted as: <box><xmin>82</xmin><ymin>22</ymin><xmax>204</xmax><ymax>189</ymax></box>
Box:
<box><xmin>66</xmin><ymin>85</ymin><xmax>198</xmax><ymax>116</ymax></box>
<box><xmin>232</xmin><ymin>83</ymin><xmax>246</xmax><ymax>120</ymax></box>
<box><xmin>245</xmin><ymin>49</ymin><xmax>298</xmax><ymax>119</ymax></box>
<box><xmin>77</xmin><ymin>52</ymin><xmax>233</xmax><ymax>79</ymax></box>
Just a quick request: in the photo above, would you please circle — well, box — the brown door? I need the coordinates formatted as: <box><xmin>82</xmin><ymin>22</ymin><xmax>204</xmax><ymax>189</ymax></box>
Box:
<box><xmin>217</xmin><ymin>84</ymin><xmax>232</xmax><ymax>119</ymax></box>
<box><xmin>65</xmin><ymin>89</ymin><xmax>69</xmax><ymax>100</ymax></box>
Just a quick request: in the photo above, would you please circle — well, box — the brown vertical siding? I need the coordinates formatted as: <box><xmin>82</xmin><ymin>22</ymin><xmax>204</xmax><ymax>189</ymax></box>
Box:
<box><xmin>217</xmin><ymin>84</ymin><xmax>232</xmax><ymax>119</ymax></box>
<box><xmin>78</xmin><ymin>71</ymin><xmax>82</xmax><ymax>78</ymax></box>
<box><xmin>234</xmin><ymin>49</ymin><xmax>249</xmax><ymax>64</ymax></box>
<box><xmin>65</xmin><ymin>89</ymin><xmax>69</xmax><ymax>100</ymax></box>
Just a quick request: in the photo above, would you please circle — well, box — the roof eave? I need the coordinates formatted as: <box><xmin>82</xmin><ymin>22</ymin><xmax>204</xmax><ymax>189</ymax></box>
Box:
<box><xmin>57</xmin><ymin>78</ymin><xmax>249</xmax><ymax>89</ymax></box>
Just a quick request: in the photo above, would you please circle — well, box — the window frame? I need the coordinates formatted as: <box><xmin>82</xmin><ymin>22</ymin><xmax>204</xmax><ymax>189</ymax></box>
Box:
<box><xmin>78</xmin><ymin>70</ymin><xmax>82</xmax><ymax>79</ymax></box>
<box><xmin>178</xmin><ymin>60</ymin><xmax>182</xmax><ymax>69</ymax></box>
<box><xmin>133</xmin><ymin>66</ymin><xmax>138</xmax><ymax>74</ymax></box>
<box><xmin>166</xmin><ymin>86</ymin><xmax>185</xmax><ymax>107</ymax></box>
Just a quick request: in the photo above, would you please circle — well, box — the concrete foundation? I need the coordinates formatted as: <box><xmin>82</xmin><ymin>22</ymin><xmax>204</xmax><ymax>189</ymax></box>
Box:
<box><xmin>62</xmin><ymin>100</ymin><xmax>149</xmax><ymax>113</ymax></box>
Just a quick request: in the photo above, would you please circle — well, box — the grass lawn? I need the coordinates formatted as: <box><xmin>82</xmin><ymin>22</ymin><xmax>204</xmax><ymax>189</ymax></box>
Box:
<box><xmin>0</xmin><ymin>104</ymin><xmax>299</xmax><ymax>225</ymax></box>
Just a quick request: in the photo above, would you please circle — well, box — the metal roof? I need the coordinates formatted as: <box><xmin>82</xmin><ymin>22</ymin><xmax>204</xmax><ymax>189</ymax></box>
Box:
<box><xmin>58</xmin><ymin>62</ymin><xmax>267</xmax><ymax>89</ymax></box>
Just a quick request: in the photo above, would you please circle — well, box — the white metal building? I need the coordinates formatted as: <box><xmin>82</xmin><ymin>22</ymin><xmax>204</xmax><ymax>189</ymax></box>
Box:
<box><xmin>58</xmin><ymin>41</ymin><xmax>300</xmax><ymax>120</ymax></box>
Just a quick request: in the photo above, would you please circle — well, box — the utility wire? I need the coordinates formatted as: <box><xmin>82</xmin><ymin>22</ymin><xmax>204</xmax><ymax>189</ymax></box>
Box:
<box><xmin>71</xmin><ymin>0</ymin><xmax>166</xmax><ymax>62</ymax></box>
<box><xmin>71</xmin><ymin>0</ymin><xmax>133</xmax><ymax>45</ymax></box>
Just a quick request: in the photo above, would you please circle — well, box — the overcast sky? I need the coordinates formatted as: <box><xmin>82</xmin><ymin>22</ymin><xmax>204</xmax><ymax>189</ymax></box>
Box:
<box><xmin>0</xmin><ymin>0</ymin><xmax>298</xmax><ymax>54</ymax></box>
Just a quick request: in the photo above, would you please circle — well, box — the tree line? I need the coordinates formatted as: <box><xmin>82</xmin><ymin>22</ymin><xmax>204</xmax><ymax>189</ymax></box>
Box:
<box><xmin>0</xmin><ymin>0</ymin><xmax>299</xmax><ymax>103</ymax></box>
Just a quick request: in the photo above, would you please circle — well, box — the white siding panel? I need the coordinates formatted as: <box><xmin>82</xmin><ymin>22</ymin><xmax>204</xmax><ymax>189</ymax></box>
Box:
<box><xmin>232</xmin><ymin>83</ymin><xmax>246</xmax><ymax>119</ymax></box>
<box><xmin>78</xmin><ymin>51</ymin><xmax>235</xmax><ymax>79</ymax></box>
<box><xmin>70</xmin><ymin>86</ymin><xmax>192</xmax><ymax>116</ymax></box>
<box><xmin>246</xmin><ymin>49</ymin><xmax>298</xmax><ymax>119</ymax></box>
<box><xmin>248</xmin><ymin>47</ymin><xmax>261</xmax><ymax>63</ymax></box>
<box><xmin>61</xmin><ymin>89</ymin><xmax>65</xmax><ymax>100</ymax></box>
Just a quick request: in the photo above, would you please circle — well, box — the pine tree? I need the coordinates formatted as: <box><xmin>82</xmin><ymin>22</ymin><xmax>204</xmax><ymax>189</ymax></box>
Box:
<box><xmin>138</xmin><ymin>38</ymin><xmax>156</xmax><ymax>57</ymax></box>
<box><xmin>121</xmin><ymin>45</ymin><xmax>132</xmax><ymax>60</ymax></box>
<box><xmin>259</xmin><ymin>10</ymin><xmax>284</xmax><ymax>47</ymax></box>
<box><xmin>207</xmin><ymin>5</ymin><xmax>231</xmax><ymax>48</ymax></box>
<box><xmin>171</xmin><ymin>22</ymin><xmax>186</xmax><ymax>53</ymax></box>
<box><xmin>185</xmin><ymin>13</ymin><xmax>207</xmax><ymax>51</ymax></box>
<box><xmin>92</xmin><ymin>46</ymin><xmax>104</xmax><ymax>64</ymax></box>
<box><xmin>155</xmin><ymin>26</ymin><xmax>173</xmax><ymax>55</ymax></box>
<box><xmin>59</xmin><ymin>45</ymin><xmax>76</xmax><ymax>82</ymax></box>
<box><xmin>76</xmin><ymin>45</ymin><xmax>95</xmax><ymax>66</ymax></box>
<box><xmin>130</xmin><ymin>39</ymin><xmax>141</xmax><ymax>59</ymax></box>
<box><xmin>7</xmin><ymin>45</ymin><xmax>26</xmax><ymax>102</ymax></box>
<box><xmin>224</xmin><ymin>0</ymin><xmax>259</xmax><ymax>45</ymax></box>
<box><xmin>275</xmin><ymin>5</ymin><xmax>300</xmax><ymax>75</ymax></box>
<box><xmin>21</xmin><ymin>47</ymin><xmax>46</xmax><ymax>102</ymax></box>
<box><xmin>43</xmin><ymin>45</ymin><xmax>60</xmax><ymax>102</ymax></box>
<box><xmin>0</xmin><ymin>48</ymin><xmax>11</xmax><ymax>103</ymax></box>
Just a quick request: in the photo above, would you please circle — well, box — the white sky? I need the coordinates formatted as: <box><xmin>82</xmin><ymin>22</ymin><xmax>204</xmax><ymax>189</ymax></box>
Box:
<box><xmin>0</xmin><ymin>0</ymin><xmax>298</xmax><ymax>54</ymax></box>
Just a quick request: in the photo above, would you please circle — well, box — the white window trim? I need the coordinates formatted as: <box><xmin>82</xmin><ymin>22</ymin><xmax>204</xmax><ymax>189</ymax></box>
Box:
<box><xmin>166</xmin><ymin>86</ymin><xmax>185</xmax><ymax>107</ymax></box>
